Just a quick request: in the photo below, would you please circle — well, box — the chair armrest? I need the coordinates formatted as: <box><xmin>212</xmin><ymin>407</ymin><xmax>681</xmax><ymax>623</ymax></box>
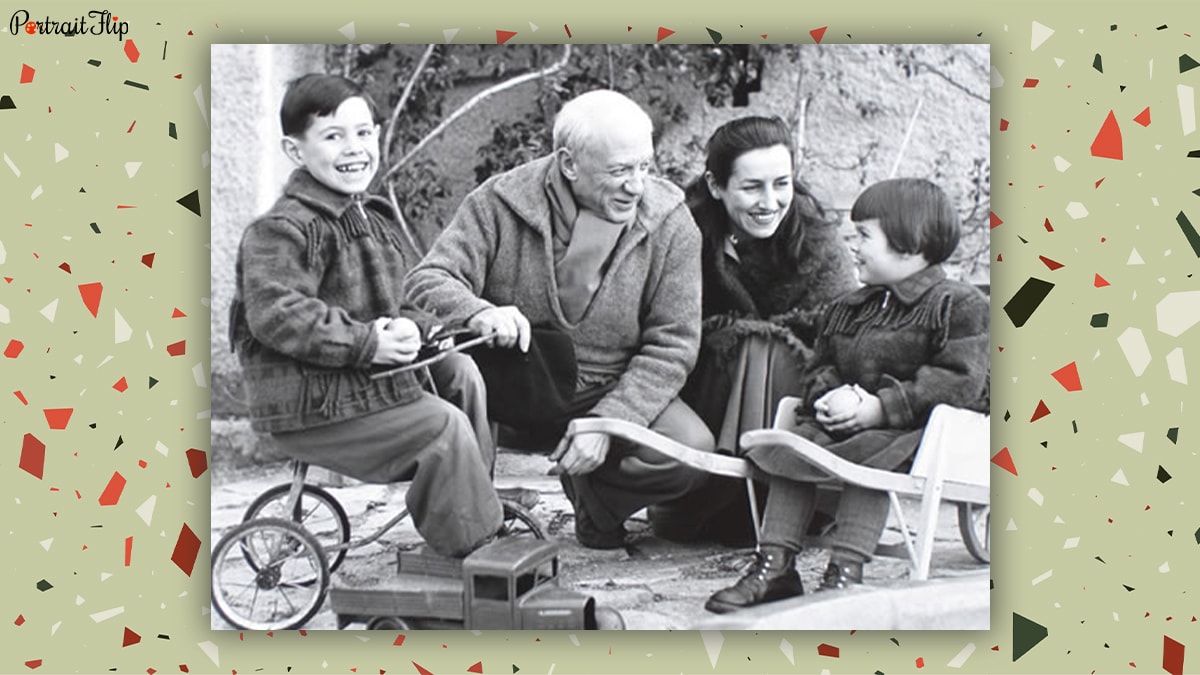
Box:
<box><xmin>567</xmin><ymin>418</ymin><xmax>758</xmax><ymax>479</ymax></box>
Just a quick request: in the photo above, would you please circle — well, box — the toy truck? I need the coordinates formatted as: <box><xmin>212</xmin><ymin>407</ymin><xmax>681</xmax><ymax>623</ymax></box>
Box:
<box><xmin>330</xmin><ymin>537</ymin><xmax>625</xmax><ymax>630</ymax></box>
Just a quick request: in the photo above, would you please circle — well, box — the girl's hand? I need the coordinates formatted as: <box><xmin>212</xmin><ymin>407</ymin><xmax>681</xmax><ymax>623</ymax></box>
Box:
<box><xmin>813</xmin><ymin>385</ymin><xmax>862</xmax><ymax>421</ymax></box>
<box><xmin>816</xmin><ymin>385</ymin><xmax>886</xmax><ymax>434</ymax></box>
<box><xmin>371</xmin><ymin>317</ymin><xmax>422</xmax><ymax>365</ymax></box>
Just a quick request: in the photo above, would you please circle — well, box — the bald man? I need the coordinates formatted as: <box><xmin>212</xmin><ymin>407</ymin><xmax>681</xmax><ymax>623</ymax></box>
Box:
<box><xmin>405</xmin><ymin>90</ymin><xmax>715</xmax><ymax>549</ymax></box>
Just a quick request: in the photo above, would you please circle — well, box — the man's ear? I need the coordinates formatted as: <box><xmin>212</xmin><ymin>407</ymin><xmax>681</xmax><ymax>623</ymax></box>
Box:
<box><xmin>704</xmin><ymin>170</ymin><xmax>723</xmax><ymax>200</ymax></box>
<box><xmin>280</xmin><ymin>136</ymin><xmax>304</xmax><ymax>167</ymax></box>
<box><xmin>556</xmin><ymin>147</ymin><xmax>578</xmax><ymax>182</ymax></box>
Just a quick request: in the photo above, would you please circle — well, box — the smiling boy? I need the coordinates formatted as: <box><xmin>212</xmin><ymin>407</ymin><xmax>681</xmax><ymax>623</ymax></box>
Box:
<box><xmin>227</xmin><ymin>74</ymin><xmax>506</xmax><ymax>558</ymax></box>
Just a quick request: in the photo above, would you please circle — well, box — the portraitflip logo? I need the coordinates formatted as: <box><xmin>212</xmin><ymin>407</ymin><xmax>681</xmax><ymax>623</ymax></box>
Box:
<box><xmin>10</xmin><ymin>9</ymin><xmax>129</xmax><ymax>41</ymax></box>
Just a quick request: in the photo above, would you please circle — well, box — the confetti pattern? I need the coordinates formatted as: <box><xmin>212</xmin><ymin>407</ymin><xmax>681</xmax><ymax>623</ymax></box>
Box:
<box><xmin>2</xmin><ymin>3</ymin><xmax>1199</xmax><ymax>674</ymax></box>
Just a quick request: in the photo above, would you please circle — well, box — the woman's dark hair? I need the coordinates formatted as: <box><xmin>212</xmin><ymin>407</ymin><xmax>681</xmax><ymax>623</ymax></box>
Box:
<box><xmin>686</xmin><ymin>115</ymin><xmax>829</xmax><ymax>266</ymax></box>
<box><xmin>279</xmin><ymin>73</ymin><xmax>379</xmax><ymax>137</ymax></box>
<box><xmin>850</xmin><ymin>178</ymin><xmax>961</xmax><ymax>264</ymax></box>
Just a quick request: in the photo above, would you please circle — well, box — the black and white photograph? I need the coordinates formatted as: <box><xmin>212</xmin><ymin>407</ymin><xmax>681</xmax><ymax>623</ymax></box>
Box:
<box><xmin>208</xmin><ymin>42</ymin><xmax>992</xmax><ymax>631</ymax></box>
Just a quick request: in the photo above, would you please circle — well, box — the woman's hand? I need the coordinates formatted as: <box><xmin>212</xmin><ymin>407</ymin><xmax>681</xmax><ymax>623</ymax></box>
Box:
<box><xmin>371</xmin><ymin>317</ymin><xmax>422</xmax><ymax>365</ymax></box>
<box><xmin>814</xmin><ymin>384</ymin><xmax>885</xmax><ymax>434</ymax></box>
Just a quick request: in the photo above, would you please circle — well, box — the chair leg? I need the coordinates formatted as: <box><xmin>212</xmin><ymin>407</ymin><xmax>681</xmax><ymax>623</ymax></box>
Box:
<box><xmin>744</xmin><ymin>477</ymin><xmax>762</xmax><ymax>551</ymax></box>
<box><xmin>887</xmin><ymin>490</ymin><xmax>921</xmax><ymax>575</ymax></box>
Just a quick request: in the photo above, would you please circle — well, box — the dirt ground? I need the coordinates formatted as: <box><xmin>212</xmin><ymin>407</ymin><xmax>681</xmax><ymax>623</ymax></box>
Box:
<box><xmin>209</xmin><ymin>449</ymin><xmax>989</xmax><ymax>631</ymax></box>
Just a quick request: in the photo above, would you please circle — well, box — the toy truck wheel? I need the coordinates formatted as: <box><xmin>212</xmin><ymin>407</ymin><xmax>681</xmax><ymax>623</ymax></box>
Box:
<box><xmin>593</xmin><ymin>606</ymin><xmax>625</xmax><ymax>630</ymax></box>
<box><xmin>211</xmin><ymin>517</ymin><xmax>330</xmax><ymax>630</ymax></box>
<box><xmin>244</xmin><ymin>483</ymin><xmax>350</xmax><ymax>574</ymax></box>
<box><xmin>499</xmin><ymin>499</ymin><xmax>545</xmax><ymax>539</ymax></box>
<box><xmin>958</xmin><ymin>502</ymin><xmax>990</xmax><ymax>563</ymax></box>
<box><xmin>366</xmin><ymin>616</ymin><xmax>411</xmax><ymax>630</ymax></box>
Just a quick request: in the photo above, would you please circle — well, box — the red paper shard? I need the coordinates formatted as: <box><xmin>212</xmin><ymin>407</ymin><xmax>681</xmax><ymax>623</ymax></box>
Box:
<box><xmin>1164</xmin><ymin>636</ymin><xmax>1184</xmax><ymax>675</ymax></box>
<box><xmin>817</xmin><ymin>643</ymin><xmax>839</xmax><ymax>657</ymax></box>
<box><xmin>171</xmin><ymin>308</ymin><xmax>186</xmax><ymax>318</ymax></box>
<box><xmin>656</xmin><ymin>27</ymin><xmax>675</xmax><ymax>42</ymax></box>
<box><xmin>1095</xmin><ymin>178</ymin><xmax>1106</xmax><ymax>188</ymax></box>
<box><xmin>44</xmin><ymin>408</ymin><xmax>73</xmax><ymax>429</ymax></box>
<box><xmin>98</xmin><ymin>471</ymin><xmax>126</xmax><ymax>506</ymax></box>
<box><xmin>15</xmin><ymin>614</ymin><xmax>25</xmax><ymax>626</ymax></box>
<box><xmin>563</xmin><ymin>24</ymin><xmax>571</xmax><ymax>38</ymax></box>
<box><xmin>20</xmin><ymin>433</ymin><xmax>46</xmax><ymax>479</ymax></box>
<box><xmin>809</xmin><ymin>26</ymin><xmax>827</xmax><ymax>43</ymax></box>
<box><xmin>495</xmin><ymin>30</ymin><xmax>517</xmax><ymax>44</ymax></box>
<box><xmin>1044</xmin><ymin>218</ymin><xmax>1054</xmax><ymax>232</ymax></box>
<box><xmin>24</xmin><ymin>660</ymin><xmax>41</xmax><ymax>670</ymax></box>
<box><xmin>990</xmin><ymin>212</ymin><xmax>1002</xmax><ymax>228</ymax></box>
<box><xmin>999</xmin><ymin>119</ymin><xmax>1009</xmax><ymax>131</ymax></box>
<box><xmin>468</xmin><ymin>662</ymin><xmax>483</xmax><ymax>674</ymax></box>
<box><xmin>15</xmin><ymin>390</ymin><xmax>29</xmax><ymax>404</ymax></box>
<box><xmin>1031</xmin><ymin>400</ymin><xmax>1051</xmax><ymax>422</ymax></box>
<box><xmin>186</xmin><ymin>448</ymin><xmax>208</xmax><ymax>478</ymax></box>
<box><xmin>916</xmin><ymin>657</ymin><xmax>925</xmax><ymax>668</ymax></box>
<box><xmin>393</xmin><ymin>635</ymin><xmax>406</xmax><ymax>646</ymax></box>
<box><xmin>123</xmin><ymin>627</ymin><xmax>141</xmax><ymax>646</ymax></box>
<box><xmin>166</xmin><ymin>340</ymin><xmax>186</xmax><ymax>356</ymax></box>
<box><xmin>1094</xmin><ymin>273</ymin><xmax>1110</xmax><ymax>287</ymax></box>
<box><xmin>1039</xmin><ymin>255</ymin><xmax>1064</xmax><ymax>271</ymax></box>
<box><xmin>1090</xmin><ymin>110</ymin><xmax>1123</xmax><ymax>159</ymax></box>
<box><xmin>58</xmin><ymin>262</ymin><xmax>71</xmax><ymax>274</ymax></box>
<box><xmin>113</xmin><ymin>377</ymin><xmax>128</xmax><ymax>392</ymax></box>
<box><xmin>171</xmin><ymin>524</ymin><xmax>201</xmax><ymax>576</ymax></box>
<box><xmin>20</xmin><ymin>64</ymin><xmax>35</xmax><ymax>83</ymax></box>
<box><xmin>5</xmin><ymin>339</ymin><xmax>23</xmax><ymax>358</ymax></box>
<box><xmin>1134</xmin><ymin>107</ymin><xmax>1151</xmax><ymax>127</ymax></box>
<box><xmin>78</xmin><ymin>282</ymin><xmax>103</xmax><ymax>317</ymax></box>
<box><xmin>991</xmin><ymin>447</ymin><xmax>1018</xmax><ymax>476</ymax></box>
<box><xmin>412</xmin><ymin>663</ymin><xmax>434</xmax><ymax>675</ymax></box>
<box><xmin>124</xmin><ymin>39</ymin><xmax>139</xmax><ymax>63</ymax></box>
<box><xmin>125</xmin><ymin>536</ymin><xmax>133</xmax><ymax>566</ymax></box>
<box><xmin>1052</xmin><ymin>362</ymin><xmax>1082</xmax><ymax>391</ymax></box>
<box><xmin>141</xmin><ymin>253</ymin><xmax>155</xmax><ymax>268</ymax></box>
<box><xmin>1023</xmin><ymin>78</ymin><xmax>1039</xmax><ymax>87</ymax></box>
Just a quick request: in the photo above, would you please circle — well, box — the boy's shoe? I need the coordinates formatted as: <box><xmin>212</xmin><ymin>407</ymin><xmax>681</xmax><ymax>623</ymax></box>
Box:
<box><xmin>496</xmin><ymin>487</ymin><xmax>541</xmax><ymax>510</ymax></box>
<box><xmin>560</xmin><ymin>475</ymin><xmax>627</xmax><ymax>550</ymax></box>
<box><xmin>816</xmin><ymin>560</ymin><xmax>864</xmax><ymax>591</ymax></box>
<box><xmin>704</xmin><ymin>546</ymin><xmax>804</xmax><ymax>613</ymax></box>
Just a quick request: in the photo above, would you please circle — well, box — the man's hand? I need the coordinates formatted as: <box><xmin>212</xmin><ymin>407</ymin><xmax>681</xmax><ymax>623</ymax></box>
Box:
<box><xmin>549</xmin><ymin>432</ymin><xmax>610</xmax><ymax>476</ymax></box>
<box><xmin>468</xmin><ymin>305</ymin><xmax>531</xmax><ymax>352</ymax></box>
<box><xmin>370</xmin><ymin>317</ymin><xmax>422</xmax><ymax>365</ymax></box>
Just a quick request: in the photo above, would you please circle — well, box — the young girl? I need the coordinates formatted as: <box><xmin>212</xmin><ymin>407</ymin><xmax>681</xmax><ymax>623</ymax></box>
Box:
<box><xmin>705</xmin><ymin>177</ymin><xmax>990</xmax><ymax>613</ymax></box>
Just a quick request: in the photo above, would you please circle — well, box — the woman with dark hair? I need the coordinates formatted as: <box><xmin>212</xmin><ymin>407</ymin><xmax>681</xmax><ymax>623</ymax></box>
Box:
<box><xmin>652</xmin><ymin>116</ymin><xmax>857</xmax><ymax>544</ymax></box>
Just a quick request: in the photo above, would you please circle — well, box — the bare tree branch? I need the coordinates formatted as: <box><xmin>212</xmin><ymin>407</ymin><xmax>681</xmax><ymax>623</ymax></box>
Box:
<box><xmin>383</xmin><ymin>44</ymin><xmax>437</xmax><ymax>169</ymax></box>
<box><xmin>386</xmin><ymin>181</ymin><xmax>424</xmax><ymax>259</ymax></box>
<box><xmin>382</xmin><ymin>44</ymin><xmax>573</xmax><ymax>182</ymax></box>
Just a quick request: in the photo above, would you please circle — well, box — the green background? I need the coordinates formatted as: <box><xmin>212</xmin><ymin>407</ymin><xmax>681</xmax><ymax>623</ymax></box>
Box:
<box><xmin>2</xmin><ymin>1</ymin><xmax>1198</xmax><ymax>673</ymax></box>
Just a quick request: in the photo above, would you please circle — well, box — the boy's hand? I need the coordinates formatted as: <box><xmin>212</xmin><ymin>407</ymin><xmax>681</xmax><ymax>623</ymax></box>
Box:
<box><xmin>468</xmin><ymin>305</ymin><xmax>531</xmax><ymax>352</ymax></box>
<box><xmin>817</xmin><ymin>386</ymin><xmax>886</xmax><ymax>434</ymax></box>
<box><xmin>371</xmin><ymin>317</ymin><xmax>422</xmax><ymax>365</ymax></box>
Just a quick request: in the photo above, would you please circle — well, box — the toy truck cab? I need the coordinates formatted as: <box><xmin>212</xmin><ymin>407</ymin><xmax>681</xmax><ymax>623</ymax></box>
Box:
<box><xmin>464</xmin><ymin>537</ymin><xmax>603</xmax><ymax>629</ymax></box>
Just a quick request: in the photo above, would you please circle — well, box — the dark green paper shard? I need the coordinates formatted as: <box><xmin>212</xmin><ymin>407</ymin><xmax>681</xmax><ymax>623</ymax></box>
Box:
<box><xmin>1003</xmin><ymin>278</ymin><xmax>1054</xmax><ymax>327</ymax></box>
<box><xmin>1013</xmin><ymin>613</ymin><xmax>1049</xmax><ymax>661</ymax></box>
<box><xmin>177</xmin><ymin>190</ymin><xmax>202</xmax><ymax>217</ymax></box>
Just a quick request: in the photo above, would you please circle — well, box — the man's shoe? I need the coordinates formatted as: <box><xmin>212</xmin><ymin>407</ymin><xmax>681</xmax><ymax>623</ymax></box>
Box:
<box><xmin>496</xmin><ymin>487</ymin><xmax>541</xmax><ymax>510</ymax></box>
<box><xmin>704</xmin><ymin>546</ymin><xmax>804</xmax><ymax>613</ymax></box>
<box><xmin>560</xmin><ymin>475</ymin><xmax>627</xmax><ymax>550</ymax></box>
<box><xmin>816</xmin><ymin>560</ymin><xmax>864</xmax><ymax>591</ymax></box>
